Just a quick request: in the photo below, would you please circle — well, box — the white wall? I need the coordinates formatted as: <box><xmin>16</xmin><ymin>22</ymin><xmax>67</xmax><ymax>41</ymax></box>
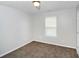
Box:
<box><xmin>32</xmin><ymin>8</ymin><xmax>76</xmax><ymax>48</ymax></box>
<box><xmin>77</xmin><ymin>6</ymin><xmax>79</xmax><ymax>55</ymax></box>
<box><xmin>0</xmin><ymin>5</ymin><xmax>32</xmax><ymax>56</ymax></box>
<box><xmin>0</xmin><ymin>5</ymin><xmax>77</xmax><ymax>56</ymax></box>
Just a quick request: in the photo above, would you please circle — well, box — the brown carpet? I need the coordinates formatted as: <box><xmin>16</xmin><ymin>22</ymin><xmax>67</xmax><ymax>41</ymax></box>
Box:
<box><xmin>2</xmin><ymin>41</ymin><xmax>78</xmax><ymax>58</ymax></box>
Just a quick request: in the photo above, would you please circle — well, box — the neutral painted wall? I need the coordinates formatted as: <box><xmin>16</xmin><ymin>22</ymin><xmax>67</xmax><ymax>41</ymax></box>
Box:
<box><xmin>32</xmin><ymin>8</ymin><xmax>76</xmax><ymax>48</ymax></box>
<box><xmin>0</xmin><ymin>5</ymin><xmax>32</xmax><ymax>56</ymax></box>
<box><xmin>77</xmin><ymin>6</ymin><xmax>79</xmax><ymax>55</ymax></box>
<box><xmin>0</xmin><ymin>5</ymin><xmax>77</xmax><ymax>56</ymax></box>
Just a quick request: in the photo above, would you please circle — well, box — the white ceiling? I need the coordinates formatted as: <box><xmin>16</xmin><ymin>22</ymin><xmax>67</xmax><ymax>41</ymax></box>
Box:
<box><xmin>0</xmin><ymin>1</ymin><xmax>79</xmax><ymax>14</ymax></box>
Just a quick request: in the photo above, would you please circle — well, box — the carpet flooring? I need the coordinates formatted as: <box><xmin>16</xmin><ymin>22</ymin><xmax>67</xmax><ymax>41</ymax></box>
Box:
<box><xmin>2</xmin><ymin>41</ymin><xmax>78</xmax><ymax>58</ymax></box>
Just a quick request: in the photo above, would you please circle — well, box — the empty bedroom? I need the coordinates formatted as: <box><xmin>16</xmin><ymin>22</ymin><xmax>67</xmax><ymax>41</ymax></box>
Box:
<box><xmin>0</xmin><ymin>0</ymin><xmax>79</xmax><ymax>58</ymax></box>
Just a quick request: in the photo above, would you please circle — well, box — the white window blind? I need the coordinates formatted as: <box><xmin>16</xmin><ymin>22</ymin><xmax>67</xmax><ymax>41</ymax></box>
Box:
<box><xmin>45</xmin><ymin>16</ymin><xmax>57</xmax><ymax>37</ymax></box>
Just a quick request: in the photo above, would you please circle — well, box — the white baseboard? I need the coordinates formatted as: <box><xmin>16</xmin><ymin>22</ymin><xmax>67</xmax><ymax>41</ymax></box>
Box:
<box><xmin>0</xmin><ymin>40</ymin><xmax>32</xmax><ymax>57</ymax></box>
<box><xmin>34</xmin><ymin>40</ymin><xmax>76</xmax><ymax>49</ymax></box>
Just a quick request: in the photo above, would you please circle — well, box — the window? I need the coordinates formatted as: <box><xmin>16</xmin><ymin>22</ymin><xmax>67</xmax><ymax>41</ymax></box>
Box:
<box><xmin>45</xmin><ymin>16</ymin><xmax>57</xmax><ymax>37</ymax></box>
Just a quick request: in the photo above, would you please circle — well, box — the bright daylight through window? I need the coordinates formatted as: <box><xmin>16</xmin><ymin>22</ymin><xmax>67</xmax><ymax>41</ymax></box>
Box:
<box><xmin>45</xmin><ymin>16</ymin><xmax>57</xmax><ymax>37</ymax></box>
